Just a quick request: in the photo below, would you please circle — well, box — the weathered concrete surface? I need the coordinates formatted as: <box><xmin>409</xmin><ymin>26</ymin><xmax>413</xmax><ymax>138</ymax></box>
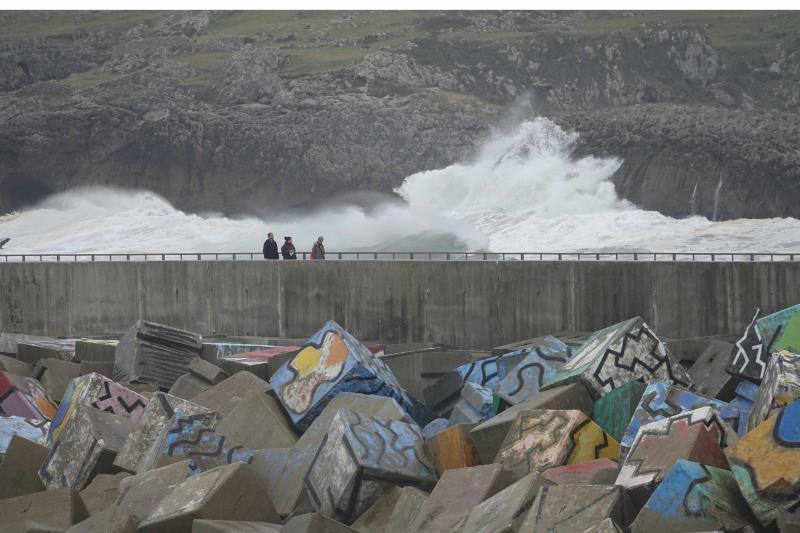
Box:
<box><xmin>3</xmin><ymin>261</ymin><xmax>800</xmax><ymax>349</ymax></box>
<box><xmin>0</xmin><ymin>435</ymin><xmax>48</xmax><ymax>499</ymax></box>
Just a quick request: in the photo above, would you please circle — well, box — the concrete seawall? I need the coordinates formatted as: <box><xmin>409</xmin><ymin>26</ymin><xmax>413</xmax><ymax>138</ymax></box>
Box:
<box><xmin>1</xmin><ymin>260</ymin><xmax>799</xmax><ymax>348</ymax></box>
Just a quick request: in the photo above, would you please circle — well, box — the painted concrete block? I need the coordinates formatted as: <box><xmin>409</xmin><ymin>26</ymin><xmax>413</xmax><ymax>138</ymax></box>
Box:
<box><xmin>495</xmin><ymin>409</ymin><xmax>620</xmax><ymax>480</ymax></box>
<box><xmin>730</xmin><ymin>380</ymin><xmax>758</xmax><ymax>437</ymax></box>
<box><xmin>32</xmin><ymin>358</ymin><xmax>81</xmax><ymax>402</ymax></box>
<box><xmin>220</xmin><ymin>346</ymin><xmax>301</xmax><ymax>380</ymax></box>
<box><xmin>689</xmin><ymin>341</ymin><xmax>738</xmax><ymax>400</ymax></box>
<box><xmin>48</xmin><ymin>372</ymin><xmax>148</xmax><ymax>444</ymax></box>
<box><xmin>0</xmin><ymin>435</ymin><xmax>48</xmax><ymax>500</ymax></box>
<box><xmin>0</xmin><ymin>353</ymin><xmax>33</xmax><ymax>376</ymax></box>
<box><xmin>192</xmin><ymin>371</ymin><xmax>272</xmax><ymax>419</ymax></box>
<box><xmin>471</xmin><ymin>383</ymin><xmax>595</xmax><ymax>464</ymax></box>
<box><xmin>17</xmin><ymin>339</ymin><xmax>77</xmax><ymax>364</ymax></box>
<box><xmin>424</xmin><ymin>422</ymin><xmax>481</xmax><ymax>475</ymax></box>
<box><xmin>726</xmin><ymin>308</ymin><xmax>771</xmax><ymax>382</ymax></box>
<box><xmin>39</xmin><ymin>404</ymin><xmax>134</xmax><ymax>490</ymax></box>
<box><xmin>113</xmin><ymin>460</ymin><xmax>190</xmax><ymax>521</ymax></box>
<box><xmin>748</xmin><ymin>349</ymin><xmax>800</xmax><ymax>432</ymax></box>
<box><xmin>621</xmin><ymin>382</ymin><xmax>740</xmax><ymax>450</ymax></box>
<box><xmin>113</xmin><ymin>320</ymin><xmax>203</xmax><ymax>389</ymax></box>
<box><xmin>519</xmin><ymin>484</ymin><xmax>623</xmax><ymax>532</ymax></box>
<box><xmin>592</xmin><ymin>380</ymin><xmax>646</xmax><ymax>443</ymax></box>
<box><xmin>493</xmin><ymin>336</ymin><xmax>572</xmax><ymax>407</ymax></box>
<box><xmin>422</xmin><ymin>355</ymin><xmax>505</xmax><ymax>412</ymax></box>
<box><xmin>138</xmin><ymin>463</ymin><xmax>279</xmax><ymax>531</ymax></box>
<box><xmin>0</xmin><ymin>371</ymin><xmax>57</xmax><ymax>421</ymax></box>
<box><xmin>0</xmin><ymin>414</ymin><xmax>49</xmax><ymax>454</ymax></box>
<box><xmin>726</xmin><ymin>398</ymin><xmax>800</xmax><ymax>525</ymax></box>
<box><xmin>192</xmin><ymin>520</ymin><xmax>282</xmax><ymax>532</ymax></box>
<box><xmin>421</xmin><ymin>418</ymin><xmax>449</xmax><ymax>439</ymax></box>
<box><xmin>630</xmin><ymin>459</ymin><xmax>755</xmax><ymax>533</ymax></box>
<box><xmin>281</xmin><ymin>513</ymin><xmax>357</xmax><ymax>532</ymax></box>
<box><xmin>757</xmin><ymin>303</ymin><xmax>800</xmax><ymax>354</ymax></box>
<box><xmin>542</xmin><ymin>458</ymin><xmax>619</xmax><ymax>486</ymax></box>
<box><xmin>271</xmin><ymin>320</ymin><xmax>432</xmax><ymax>431</ymax></box>
<box><xmin>215</xmin><ymin>389</ymin><xmax>297</xmax><ymax>450</ymax></box>
<box><xmin>411</xmin><ymin>464</ymin><xmax>512</xmax><ymax>532</ymax></box>
<box><xmin>461</xmin><ymin>471</ymin><xmax>550</xmax><ymax>533</ymax></box>
<box><xmin>449</xmin><ymin>382</ymin><xmax>493</xmax><ymax>424</ymax></box>
<box><xmin>0</xmin><ymin>488</ymin><xmax>89</xmax><ymax>531</ymax></box>
<box><xmin>616</xmin><ymin>407</ymin><xmax>731</xmax><ymax>501</ymax></box>
<box><xmin>544</xmin><ymin>317</ymin><xmax>692</xmax><ymax>398</ymax></box>
<box><xmin>114</xmin><ymin>391</ymin><xmax>212</xmax><ymax>473</ymax></box>
<box><xmin>79</xmin><ymin>472</ymin><xmax>131</xmax><ymax>516</ymax></box>
<box><xmin>74</xmin><ymin>339</ymin><xmax>119</xmax><ymax>363</ymax></box>
<box><xmin>304</xmin><ymin>408</ymin><xmax>436</xmax><ymax>524</ymax></box>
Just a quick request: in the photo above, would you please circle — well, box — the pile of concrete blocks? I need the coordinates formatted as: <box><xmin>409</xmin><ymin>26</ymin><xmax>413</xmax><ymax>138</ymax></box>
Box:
<box><xmin>6</xmin><ymin>308</ymin><xmax>800</xmax><ymax>531</ymax></box>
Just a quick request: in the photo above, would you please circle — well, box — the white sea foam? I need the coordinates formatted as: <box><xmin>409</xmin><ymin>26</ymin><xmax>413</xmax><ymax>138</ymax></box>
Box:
<box><xmin>2</xmin><ymin>118</ymin><xmax>799</xmax><ymax>255</ymax></box>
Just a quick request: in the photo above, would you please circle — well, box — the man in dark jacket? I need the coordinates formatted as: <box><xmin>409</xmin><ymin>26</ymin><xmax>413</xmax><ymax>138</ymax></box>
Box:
<box><xmin>281</xmin><ymin>236</ymin><xmax>297</xmax><ymax>260</ymax></box>
<box><xmin>311</xmin><ymin>236</ymin><xmax>325</xmax><ymax>260</ymax></box>
<box><xmin>263</xmin><ymin>232</ymin><xmax>279</xmax><ymax>259</ymax></box>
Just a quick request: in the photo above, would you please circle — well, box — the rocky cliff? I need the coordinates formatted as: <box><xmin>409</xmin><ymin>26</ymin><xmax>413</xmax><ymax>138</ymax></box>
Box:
<box><xmin>1</xmin><ymin>11</ymin><xmax>799</xmax><ymax>219</ymax></box>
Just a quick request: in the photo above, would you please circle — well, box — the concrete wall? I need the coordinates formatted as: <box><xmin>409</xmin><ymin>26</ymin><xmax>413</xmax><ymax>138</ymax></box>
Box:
<box><xmin>1</xmin><ymin>260</ymin><xmax>799</xmax><ymax>349</ymax></box>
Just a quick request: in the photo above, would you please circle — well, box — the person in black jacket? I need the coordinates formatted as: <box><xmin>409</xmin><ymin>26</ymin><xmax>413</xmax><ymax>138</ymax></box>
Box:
<box><xmin>263</xmin><ymin>232</ymin><xmax>279</xmax><ymax>259</ymax></box>
<box><xmin>281</xmin><ymin>236</ymin><xmax>297</xmax><ymax>260</ymax></box>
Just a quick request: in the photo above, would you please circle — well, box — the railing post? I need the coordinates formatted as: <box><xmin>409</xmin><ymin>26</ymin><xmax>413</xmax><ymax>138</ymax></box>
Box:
<box><xmin>633</xmin><ymin>253</ymin><xmax>637</xmax><ymax>261</ymax></box>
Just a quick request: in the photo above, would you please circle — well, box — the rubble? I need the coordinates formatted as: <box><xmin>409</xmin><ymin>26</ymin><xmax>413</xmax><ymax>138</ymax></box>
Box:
<box><xmin>3</xmin><ymin>307</ymin><xmax>800</xmax><ymax>530</ymax></box>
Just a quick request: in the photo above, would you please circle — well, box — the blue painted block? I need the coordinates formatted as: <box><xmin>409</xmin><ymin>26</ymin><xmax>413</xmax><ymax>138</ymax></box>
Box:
<box><xmin>621</xmin><ymin>381</ymin><xmax>740</xmax><ymax>449</ymax></box>
<box><xmin>449</xmin><ymin>382</ymin><xmax>494</xmax><ymax>425</ymax></box>
<box><xmin>631</xmin><ymin>459</ymin><xmax>755</xmax><ymax>532</ymax></box>
<box><xmin>493</xmin><ymin>336</ymin><xmax>572</xmax><ymax>406</ymax></box>
<box><xmin>270</xmin><ymin>321</ymin><xmax>433</xmax><ymax>432</ymax></box>
<box><xmin>731</xmin><ymin>380</ymin><xmax>758</xmax><ymax>436</ymax></box>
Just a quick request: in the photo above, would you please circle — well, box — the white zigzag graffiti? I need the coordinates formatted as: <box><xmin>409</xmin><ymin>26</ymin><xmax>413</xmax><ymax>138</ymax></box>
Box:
<box><xmin>732</xmin><ymin>309</ymin><xmax>767</xmax><ymax>378</ymax></box>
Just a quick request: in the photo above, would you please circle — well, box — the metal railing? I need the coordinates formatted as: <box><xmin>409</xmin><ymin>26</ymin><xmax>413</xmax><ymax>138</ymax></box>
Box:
<box><xmin>1</xmin><ymin>252</ymin><xmax>799</xmax><ymax>263</ymax></box>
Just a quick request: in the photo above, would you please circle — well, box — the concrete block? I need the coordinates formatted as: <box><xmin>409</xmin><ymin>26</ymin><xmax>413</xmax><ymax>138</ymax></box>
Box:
<box><xmin>200</xmin><ymin>342</ymin><xmax>276</xmax><ymax>365</ymax></box>
<box><xmin>220</xmin><ymin>346</ymin><xmax>301</xmax><ymax>380</ymax></box>
<box><xmin>422</xmin><ymin>355</ymin><xmax>503</xmax><ymax>412</ymax></box>
<box><xmin>64</xmin><ymin>507</ymin><xmax>139</xmax><ymax>533</ymax></box>
<box><xmin>269</xmin><ymin>393</ymin><xmax>412</xmax><ymax>518</ymax></box>
<box><xmin>74</xmin><ymin>339</ymin><xmax>119</xmax><ymax>363</ymax></box>
<box><xmin>281</xmin><ymin>513</ymin><xmax>357</xmax><ymax>532</ymax></box>
<box><xmin>79</xmin><ymin>472</ymin><xmax>131</xmax><ymax>515</ymax></box>
<box><xmin>0</xmin><ymin>488</ymin><xmax>89</xmax><ymax>532</ymax></box>
<box><xmin>0</xmin><ymin>371</ymin><xmax>57</xmax><ymax>421</ymax></box>
<box><xmin>449</xmin><ymin>382</ymin><xmax>493</xmax><ymax>424</ymax></box>
<box><xmin>350</xmin><ymin>485</ymin><xmax>403</xmax><ymax>532</ymax></box>
<box><xmin>419</xmin><ymin>350</ymin><xmax>492</xmax><ymax>377</ymax></box>
<box><xmin>776</xmin><ymin>509</ymin><xmax>800</xmax><ymax>533</ymax></box>
<box><xmin>519</xmin><ymin>484</ymin><xmax>623</xmax><ymax>532</ymax></box>
<box><xmin>542</xmin><ymin>458</ymin><xmax>619</xmax><ymax>486</ymax></box>
<box><xmin>621</xmin><ymin>381</ymin><xmax>740</xmax><ymax>450</ymax></box>
<box><xmin>631</xmin><ymin>459</ymin><xmax>756</xmax><ymax>533</ymax></box>
<box><xmin>114</xmin><ymin>391</ymin><xmax>212</xmax><ymax>473</ymax></box>
<box><xmin>544</xmin><ymin>317</ymin><xmax>692</xmax><ymax>398</ymax></box>
<box><xmin>0</xmin><ymin>333</ymin><xmax>55</xmax><ymax>356</ymax></box>
<box><xmin>461</xmin><ymin>471</ymin><xmax>550</xmax><ymax>533</ymax></box>
<box><xmin>424</xmin><ymin>423</ymin><xmax>481</xmax><ymax>475</ymax></box>
<box><xmin>492</xmin><ymin>335</ymin><xmax>557</xmax><ymax>355</ymax></box>
<box><xmin>215</xmin><ymin>390</ymin><xmax>297</xmax><ymax>450</ymax></box>
<box><xmin>271</xmin><ymin>320</ymin><xmax>432</xmax><ymax>432</ymax></box>
<box><xmin>304</xmin><ymin>408</ymin><xmax>436</xmax><ymax>524</ymax></box>
<box><xmin>731</xmin><ymin>380</ymin><xmax>758</xmax><ymax>436</ymax></box>
<box><xmin>591</xmin><ymin>380</ymin><xmax>646</xmax><ymax>443</ymax></box>
<box><xmin>40</xmin><ymin>404</ymin><xmax>134</xmax><ymax>490</ymax></box>
<box><xmin>0</xmin><ymin>414</ymin><xmax>49</xmax><ymax>454</ymax></box>
<box><xmin>113</xmin><ymin>460</ymin><xmax>189</xmax><ymax>520</ymax></box>
<box><xmin>78</xmin><ymin>361</ymin><xmax>114</xmax><ymax>378</ymax></box>
<box><xmin>471</xmin><ymin>383</ymin><xmax>595</xmax><ymax>463</ymax></box>
<box><xmin>748</xmin><ymin>349</ymin><xmax>800</xmax><ymax>433</ymax></box>
<box><xmin>726</xmin><ymin>397</ymin><xmax>800</xmax><ymax>525</ymax></box>
<box><xmin>169</xmin><ymin>372</ymin><xmax>214</xmax><ymax>399</ymax></box>
<box><xmin>0</xmin><ymin>435</ymin><xmax>48</xmax><ymax>499</ymax></box>
<box><xmin>138</xmin><ymin>462</ymin><xmax>279</xmax><ymax>532</ymax></box>
<box><xmin>495</xmin><ymin>409</ymin><xmax>620</xmax><ymax>479</ymax></box>
<box><xmin>582</xmin><ymin>518</ymin><xmax>624</xmax><ymax>533</ymax></box>
<box><xmin>192</xmin><ymin>371</ymin><xmax>272</xmax><ymax>419</ymax></box>
<box><xmin>189</xmin><ymin>357</ymin><xmax>228</xmax><ymax>384</ymax></box>
<box><xmin>151</xmin><ymin>411</ymin><xmax>240</xmax><ymax>473</ymax></box>
<box><xmin>48</xmin><ymin>372</ymin><xmax>148</xmax><ymax>444</ymax></box>
<box><xmin>0</xmin><ymin>353</ymin><xmax>33</xmax><ymax>376</ymax></box>
<box><xmin>757</xmin><ymin>303</ymin><xmax>800</xmax><ymax>354</ymax></box>
<box><xmin>113</xmin><ymin>320</ymin><xmax>202</xmax><ymax>389</ymax></box>
<box><xmin>192</xmin><ymin>521</ymin><xmax>282</xmax><ymax>532</ymax></box>
<box><xmin>726</xmin><ymin>308</ymin><xmax>771</xmax><ymax>382</ymax></box>
<box><xmin>382</xmin><ymin>486</ymin><xmax>428</xmax><ymax>533</ymax></box>
<box><xmin>493</xmin><ymin>336</ymin><xmax>573</xmax><ymax>407</ymax></box>
<box><xmin>689</xmin><ymin>341</ymin><xmax>738</xmax><ymax>400</ymax></box>
<box><xmin>617</xmin><ymin>407</ymin><xmax>731</xmax><ymax>503</ymax></box>
<box><xmin>421</xmin><ymin>417</ymin><xmax>449</xmax><ymax>439</ymax></box>
<box><xmin>17</xmin><ymin>339</ymin><xmax>76</xmax><ymax>364</ymax></box>
<box><xmin>410</xmin><ymin>464</ymin><xmax>512</xmax><ymax>532</ymax></box>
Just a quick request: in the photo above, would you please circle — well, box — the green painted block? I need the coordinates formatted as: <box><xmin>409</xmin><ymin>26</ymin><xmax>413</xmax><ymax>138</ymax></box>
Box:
<box><xmin>775</xmin><ymin>313</ymin><xmax>800</xmax><ymax>353</ymax></box>
<box><xmin>591</xmin><ymin>381</ymin><xmax>646</xmax><ymax>443</ymax></box>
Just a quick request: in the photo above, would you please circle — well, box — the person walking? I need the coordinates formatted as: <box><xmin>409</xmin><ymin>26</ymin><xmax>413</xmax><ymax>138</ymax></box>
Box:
<box><xmin>263</xmin><ymin>232</ymin><xmax>279</xmax><ymax>259</ymax></box>
<box><xmin>281</xmin><ymin>236</ymin><xmax>297</xmax><ymax>260</ymax></box>
<box><xmin>311</xmin><ymin>236</ymin><xmax>325</xmax><ymax>260</ymax></box>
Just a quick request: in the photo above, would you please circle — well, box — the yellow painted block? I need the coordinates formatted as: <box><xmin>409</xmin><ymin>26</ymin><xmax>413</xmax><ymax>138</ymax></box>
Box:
<box><xmin>425</xmin><ymin>423</ymin><xmax>482</xmax><ymax>475</ymax></box>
